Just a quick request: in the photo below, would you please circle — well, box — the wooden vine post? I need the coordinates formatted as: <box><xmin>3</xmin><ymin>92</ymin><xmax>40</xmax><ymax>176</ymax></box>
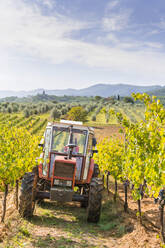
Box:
<box><xmin>114</xmin><ymin>179</ymin><xmax>118</xmax><ymax>202</ymax></box>
<box><xmin>106</xmin><ymin>171</ymin><xmax>110</xmax><ymax>194</ymax></box>
<box><xmin>15</xmin><ymin>180</ymin><xmax>19</xmax><ymax>209</ymax></box>
<box><xmin>1</xmin><ymin>184</ymin><xmax>8</xmax><ymax>223</ymax></box>
<box><xmin>137</xmin><ymin>199</ymin><xmax>142</xmax><ymax>224</ymax></box>
<box><xmin>159</xmin><ymin>201</ymin><xmax>165</xmax><ymax>243</ymax></box>
<box><xmin>102</xmin><ymin>174</ymin><xmax>105</xmax><ymax>185</ymax></box>
<box><xmin>158</xmin><ymin>190</ymin><xmax>165</xmax><ymax>243</ymax></box>
<box><xmin>124</xmin><ymin>180</ymin><xmax>128</xmax><ymax>212</ymax></box>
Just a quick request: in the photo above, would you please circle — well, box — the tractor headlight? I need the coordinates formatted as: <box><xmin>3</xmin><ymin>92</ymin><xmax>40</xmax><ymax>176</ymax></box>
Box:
<box><xmin>66</xmin><ymin>181</ymin><xmax>72</xmax><ymax>187</ymax></box>
<box><xmin>54</xmin><ymin>179</ymin><xmax>72</xmax><ymax>187</ymax></box>
<box><xmin>54</xmin><ymin>179</ymin><xmax>60</xmax><ymax>185</ymax></box>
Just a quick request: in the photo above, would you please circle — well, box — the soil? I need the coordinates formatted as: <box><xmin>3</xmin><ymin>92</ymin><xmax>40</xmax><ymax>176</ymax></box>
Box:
<box><xmin>0</xmin><ymin>180</ymin><xmax>162</xmax><ymax>248</ymax></box>
<box><xmin>94</xmin><ymin>125</ymin><xmax>124</xmax><ymax>141</ymax></box>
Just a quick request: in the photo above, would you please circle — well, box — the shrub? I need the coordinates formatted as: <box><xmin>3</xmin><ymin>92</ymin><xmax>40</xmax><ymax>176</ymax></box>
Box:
<box><xmin>92</xmin><ymin>115</ymin><xmax>96</xmax><ymax>121</ymax></box>
<box><xmin>67</xmin><ymin>106</ymin><xmax>88</xmax><ymax>122</ymax></box>
<box><xmin>51</xmin><ymin>108</ymin><xmax>61</xmax><ymax>119</ymax></box>
<box><xmin>123</xmin><ymin>96</ymin><xmax>134</xmax><ymax>104</ymax></box>
<box><xmin>24</xmin><ymin>109</ymin><xmax>30</xmax><ymax>118</ymax></box>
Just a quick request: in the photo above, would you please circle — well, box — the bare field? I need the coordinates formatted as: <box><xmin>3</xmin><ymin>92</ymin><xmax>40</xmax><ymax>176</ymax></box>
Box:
<box><xmin>93</xmin><ymin>124</ymin><xmax>124</xmax><ymax>141</ymax></box>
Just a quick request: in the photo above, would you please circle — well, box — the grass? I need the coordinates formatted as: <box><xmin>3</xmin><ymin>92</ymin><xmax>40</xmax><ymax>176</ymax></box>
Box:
<box><xmin>1</xmin><ymin>190</ymin><xmax>134</xmax><ymax>248</ymax></box>
<box><xmin>98</xmin><ymin>221</ymin><xmax>118</xmax><ymax>231</ymax></box>
<box><xmin>117</xmin><ymin>224</ymin><xmax>126</xmax><ymax>237</ymax></box>
<box><xmin>19</xmin><ymin>226</ymin><xmax>31</xmax><ymax>237</ymax></box>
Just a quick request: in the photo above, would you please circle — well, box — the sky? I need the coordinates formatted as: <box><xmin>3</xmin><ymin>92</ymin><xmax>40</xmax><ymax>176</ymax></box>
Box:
<box><xmin>0</xmin><ymin>0</ymin><xmax>165</xmax><ymax>90</ymax></box>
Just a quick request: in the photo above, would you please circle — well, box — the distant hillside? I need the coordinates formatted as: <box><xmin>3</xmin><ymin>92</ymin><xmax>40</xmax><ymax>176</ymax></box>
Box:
<box><xmin>147</xmin><ymin>86</ymin><xmax>165</xmax><ymax>96</ymax></box>
<box><xmin>67</xmin><ymin>84</ymin><xmax>161</xmax><ymax>97</ymax></box>
<box><xmin>0</xmin><ymin>84</ymin><xmax>162</xmax><ymax>98</ymax></box>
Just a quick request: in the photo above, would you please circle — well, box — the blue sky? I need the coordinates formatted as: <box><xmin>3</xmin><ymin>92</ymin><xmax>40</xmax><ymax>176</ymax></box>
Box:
<box><xmin>0</xmin><ymin>0</ymin><xmax>165</xmax><ymax>90</ymax></box>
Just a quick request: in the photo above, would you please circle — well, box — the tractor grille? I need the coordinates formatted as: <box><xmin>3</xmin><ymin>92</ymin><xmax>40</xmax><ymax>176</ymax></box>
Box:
<box><xmin>54</xmin><ymin>161</ymin><xmax>75</xmax><ymax>179</ymax></box>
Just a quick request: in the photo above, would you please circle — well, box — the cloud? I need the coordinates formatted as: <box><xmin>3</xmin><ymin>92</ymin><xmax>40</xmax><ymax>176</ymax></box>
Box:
<box><xmin>106</xmin><ymin>0</ymin><xmax>120</xmax><ymax>11</ymax></box>
<box><xmin>103</xmin><ymin>1</ymin><xmax>132</xmax><ymax>32</ymax></box>
<box><xmin>0</xmin><ymin>0</ymin><xmax>89</xmax><ymax>48</ymax></box>
<box><xmin>105</xmin><ymin>34</ymin><xmax>119</xmax><ymax>43</ymax></box>
<box><xmin>0</xmin><ymin>0</ymin><xmax>165</xmax><ymax>87</ymax></box>
<box><xmin>144</xmin><ymin>42</ymin><xmax>163</xmax><ymax>49</ymax></box>
<box><xmin>40</xmin><ymin>0</ymin><xmax>55</xmax><ymax>9</ymax></box>
<box><xmin>159</xmin><ymin>18</ymin><xmax>165</xmax><ymax>28</ymax></box>
<box><xmin>102</xmin><ymin>11</ymin><xmax>131</xmax><ymax>31</ymax></box>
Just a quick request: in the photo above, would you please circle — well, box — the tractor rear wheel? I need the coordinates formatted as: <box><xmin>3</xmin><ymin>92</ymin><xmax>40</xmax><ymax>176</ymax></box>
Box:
<box><xmin>87</xmin><ymin>177</ymin><xmax>103</xmax><ymax>223</ymax></box>
<box><xmin>19</xmin><ymin>172</ymin><xmax>36</xmax><ymax>218</ymax></box>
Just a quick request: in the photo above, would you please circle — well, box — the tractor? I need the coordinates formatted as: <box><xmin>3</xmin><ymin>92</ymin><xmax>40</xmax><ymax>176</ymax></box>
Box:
<box><xmin>19</xmin><ymin>120</ymin><xmax>104</xmax><ymax>223</ymax></box>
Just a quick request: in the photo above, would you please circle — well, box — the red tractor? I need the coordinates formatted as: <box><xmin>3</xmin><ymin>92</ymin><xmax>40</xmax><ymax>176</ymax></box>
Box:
<box><xmin>19</xmin><ymin>121</ymin><xmax>103</xmax><ymax>223</ymax></box>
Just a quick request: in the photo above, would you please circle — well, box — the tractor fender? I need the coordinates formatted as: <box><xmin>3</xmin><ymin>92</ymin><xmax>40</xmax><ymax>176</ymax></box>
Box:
<box><xmin>86</xmin><ymin>159</ymin><xmax>94</xmax><ymax>183</ymax></box>
<box><xmin>38</xmin><ymin>163</ymin><xmax>43</xmax><ymax>177</ymax></box>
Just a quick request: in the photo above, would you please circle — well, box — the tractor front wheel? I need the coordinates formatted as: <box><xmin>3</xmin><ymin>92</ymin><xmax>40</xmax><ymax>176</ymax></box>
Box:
<box><xmin>19</xmin><ymin>172</ymin><xmax>36</xmax><ymax>218</ymax></box>
<box><xmin>87</xmin><ymin>177</ymin><xmax>103</xmax><ymax>223</ymax></box>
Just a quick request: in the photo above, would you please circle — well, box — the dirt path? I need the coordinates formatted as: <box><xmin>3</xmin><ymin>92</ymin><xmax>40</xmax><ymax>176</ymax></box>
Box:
<box><xmin>0</xmin><ymin>181</ymin><xmax>162</xmax><ymax>248</ymax></box>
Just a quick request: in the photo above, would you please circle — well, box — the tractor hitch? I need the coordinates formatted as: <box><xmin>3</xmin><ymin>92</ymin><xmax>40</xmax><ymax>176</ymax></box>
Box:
<box><xmin>36</xmin><ymin>190</ymin><xmax>88</xmax><ymax>202</ymax></box>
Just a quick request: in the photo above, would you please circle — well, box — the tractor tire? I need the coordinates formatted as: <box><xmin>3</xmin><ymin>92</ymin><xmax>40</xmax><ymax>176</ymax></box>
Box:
<box><xmin>87</xmin><ymin>177</ymin><xmax>103</xmax><ymax>223</ymax></box>
<box><xmin>36</xmin><ymin>179</ymin><xmax>45</xmax><ymax>205</ymax></box>
<box><xmin>19</xmin><ymin>172</ymin><xmax>36</xmax><ymax>218</ymax></box>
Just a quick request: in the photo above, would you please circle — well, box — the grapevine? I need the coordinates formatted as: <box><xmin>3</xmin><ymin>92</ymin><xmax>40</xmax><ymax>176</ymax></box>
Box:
<box><xmin>96</xmin><ymin>93</ymin><xmax>165</xmax><ymax>241</ymax></box>
<box><xmin>0</xmin><ymin>117</ymin><xmax>41</xmax><ymax>221</ymax></box>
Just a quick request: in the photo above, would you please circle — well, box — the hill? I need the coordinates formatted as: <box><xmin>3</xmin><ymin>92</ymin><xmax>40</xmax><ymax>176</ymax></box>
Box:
<box><xmin>71</xmin><ymin>84</ymin><xmax>161</xmax><ymax>97</ymax></box>
<box><xmin>0</xmin><ymin>84</ymin><xmax>162</xmax><ymax>98</ymax></box>
<box><xmin>147</xmin><ymin>86</ymin><xmax>165</xmax><ymax>96</ymax></box>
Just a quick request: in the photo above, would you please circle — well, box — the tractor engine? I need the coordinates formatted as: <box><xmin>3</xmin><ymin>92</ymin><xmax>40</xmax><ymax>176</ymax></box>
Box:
<box><xmin>50</xmin><ymin>155</ymin><xmax>76</xmax><ymax>202</ymax></box>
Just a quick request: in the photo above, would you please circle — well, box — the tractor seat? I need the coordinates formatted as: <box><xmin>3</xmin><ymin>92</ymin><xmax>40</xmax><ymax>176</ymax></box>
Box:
<box><xmin>66</xmin><ymin>144</ymin><xmax>77</xmax><ymax>149</ymax></box>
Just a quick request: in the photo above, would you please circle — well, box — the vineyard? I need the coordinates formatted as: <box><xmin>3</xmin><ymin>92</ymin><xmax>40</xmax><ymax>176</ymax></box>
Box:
<box><xmin>0</xmin><ymin>113</ymin><xmax>48</xmax><ymax>223</ymax></box>
<box><xmin>0</xmin><ymin>94</ymin><xmax>164</xmax><ymax>247</ymax></box>
<box><xmin>87</xmin><ymin>103</ymin><xmax>145</xmax><ymax>125</ymax></box>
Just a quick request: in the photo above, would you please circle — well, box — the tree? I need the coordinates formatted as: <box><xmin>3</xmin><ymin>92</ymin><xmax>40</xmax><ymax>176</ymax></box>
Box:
<box><xmin>51</xmin><ymin>108</ymin><xmax>61</xmax><ymax>120</ymax></box>
<box><xmin>95</xmin><ymin>96</ymin><xmax>102</xmax><ymax>101</ymax></box>
<box><xmin>12</xmin><ymin>105</ymin><xmax>19</xmax><ymax>112</ymax></box>
<box><xmin>67</xmin><ymin>106</ymin><xmax>88</xmax><ymax>122</ymax></box>
<box><xmin>34</xmin><ymin>109</ymin><xmax>38</xmax><ymax>115</ymax></box>
<box><xmin>24</xmin><ymin>109</ymin><xmax>30</xmax><ymax>118</ymax></box>
<box><xmin>7</xmin><ymin>106</ymin><xmax>12</xmax><ymax>113</ymax></box>
<box><xmin>92</xmin><ymin>114</ymin><xmax>96</xmax><ymax>121</ymax></box>
<box><xmin>123</xmin><ymin>96</ymin><xmax>134</xmax><ymax>104</ymax></box>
